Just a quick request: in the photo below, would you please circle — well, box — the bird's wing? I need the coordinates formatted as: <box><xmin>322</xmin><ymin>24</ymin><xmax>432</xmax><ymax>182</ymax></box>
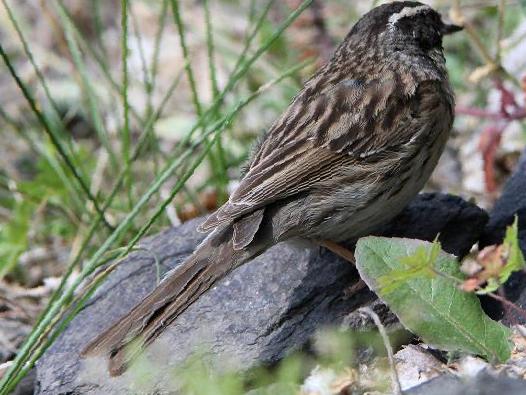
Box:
<box><xmin>200</xmin><ymin>77</ymin><xmax>444</xmax><ymax>231</ymax></box>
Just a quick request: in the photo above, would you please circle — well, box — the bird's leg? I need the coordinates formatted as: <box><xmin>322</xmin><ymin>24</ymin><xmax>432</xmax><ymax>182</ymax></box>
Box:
<box><xmin>317</xmin><ymin>239</ymin><xmax>356</xmax><ymax>263</ymax></box>
<box><xmin>317</xmin><ymin>239</ymin><xmax>367</xmax><ymax>296</ymax></box>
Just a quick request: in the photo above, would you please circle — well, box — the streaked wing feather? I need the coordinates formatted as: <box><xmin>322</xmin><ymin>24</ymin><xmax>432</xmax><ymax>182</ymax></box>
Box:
<box><xmin>213</xmin><ymin>146</ymin><xmax>344</xmax><ymax>221</ymax></box>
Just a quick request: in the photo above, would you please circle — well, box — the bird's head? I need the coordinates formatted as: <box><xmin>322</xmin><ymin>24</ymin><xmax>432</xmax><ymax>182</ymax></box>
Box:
<box><xmin>349</xmin><ymin>1</ymin><xmax>462</xmax><ymax>52</ymax></box>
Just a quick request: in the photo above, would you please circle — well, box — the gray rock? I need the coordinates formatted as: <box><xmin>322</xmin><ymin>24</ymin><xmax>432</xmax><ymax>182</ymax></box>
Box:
<box><xmin>35</xmin><ymin>193</ymin><xmax>488</xmax><ymax>394</ymax></box>
<box><xmin>481</xmin><ymin>149</ymin><xmax>526</xmax><ymax>252</ymax></box>
<box><xmin>480</xmin><ymin>149</ymin><xmax>526</xmax><ymax>325</ymax></box>
<box><xmin>11</xmin><ymin>369</ymin><xmax>35</xmax><ymax>395</ymax></box>
<box><xmin>36</xmin><ymin>219</ymin><xmax>368</xmax><ymax>395</ymax></box>
<box><xmin>374</xmin><ymin>193</ymin><xmax>488</xmax><ymax>258</ymax></box>
<box><xmin>406</xmin><ymin>372</ymin><xmax>526</xmax><ymax>395</ymax></box>
<box><xmin>0</xmin><ymin>317</ymin><xmax>32</xmax><ymax>364</ymax></box>
<box><xmin>394</xmin><ymin>344</ymin><xmax>449</xmax><ymax>390</ymax></box>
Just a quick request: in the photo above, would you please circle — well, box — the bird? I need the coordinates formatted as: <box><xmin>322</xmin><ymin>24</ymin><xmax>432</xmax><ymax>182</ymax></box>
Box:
<box><xmin>82</xmin><ymin>1</ymin><xmax>462</xmax><ymax>376</ymax></box>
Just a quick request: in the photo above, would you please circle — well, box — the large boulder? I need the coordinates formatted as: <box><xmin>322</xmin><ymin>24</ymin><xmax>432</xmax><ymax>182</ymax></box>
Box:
<box><xmin>35</xmin><ymin>193</ymin><xmax>488</xmax><ymax>394</ymax></box>
<box><xmin>480</xmin><ymin>149</ymin><xmax>526</xmax><ymax>324</ymax></box>
<box><xmin>481</xmin><ymin>149</ymin><xmax>526</xmax><ymax>251</ymax></box>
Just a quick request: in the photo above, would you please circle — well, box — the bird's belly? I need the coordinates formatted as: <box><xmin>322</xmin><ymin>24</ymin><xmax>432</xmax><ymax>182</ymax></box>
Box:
<box><xmin>303</xmin><ymin>132</ymin><xmax>448</xmax><ymax>242</ymax></box>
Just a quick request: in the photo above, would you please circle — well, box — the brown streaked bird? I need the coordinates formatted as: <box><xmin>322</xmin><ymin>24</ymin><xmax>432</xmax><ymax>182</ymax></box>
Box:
<box><xmin>83</xmin><ymin>1</ymin><xmax>462</xmax><ymax>375</ymax></box>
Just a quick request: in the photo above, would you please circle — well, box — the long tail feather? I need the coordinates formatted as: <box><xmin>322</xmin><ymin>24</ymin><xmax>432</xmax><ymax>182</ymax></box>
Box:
<box><xmin>81</xmin><ymin>224</ymin><xmax>262</xmax><ymax>376</ymax></box>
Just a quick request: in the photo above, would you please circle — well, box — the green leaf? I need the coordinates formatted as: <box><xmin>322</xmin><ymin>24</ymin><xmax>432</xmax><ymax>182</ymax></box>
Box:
<box><xmin>355</xmin><ymin>237</ymin><xmax>512</xmax><ymax>363</ymax></box>
<box><xmin>378</xmin><ymin>239</ymin><xmax>441</xmax><ymax>294</ymax></box>
<box><xmin>476</xmin><ymin>216</ymin><xmax>525</xmax><ymax>295</ymax></box>
<box><xmin>501</xmin><ymin>216</ymin><xmax>526</xmax><ymax>282</ymax></box>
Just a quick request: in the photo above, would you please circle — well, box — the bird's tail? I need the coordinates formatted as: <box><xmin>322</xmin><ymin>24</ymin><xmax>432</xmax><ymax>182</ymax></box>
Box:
<box><xmin>81</xmin><ymin>224</ymin><xmax>263</xmax><ymax>376</ymax></box>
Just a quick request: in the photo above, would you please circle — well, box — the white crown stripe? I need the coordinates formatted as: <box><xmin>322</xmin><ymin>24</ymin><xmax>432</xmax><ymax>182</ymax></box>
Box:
<box><xmin>388</xmin><ymin>5</ymin><xmax>430</xmax><ymax>25</ymax></box>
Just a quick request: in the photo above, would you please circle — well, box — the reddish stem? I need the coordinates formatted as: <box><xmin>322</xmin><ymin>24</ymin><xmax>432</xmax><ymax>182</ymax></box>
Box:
<box><xmin>479</xmin><ymin>124</ymin><xmax>505</xmax><ymax>193</ymax></box>
<box><xmin>487</xmin><ymin>292</ymin><xmax>526</xmax><ymax>322</ymax></box>
<box><xmin>456</xmin><ymin>106</ymin><xmax>526</xmax><ymax>121</ymax></box>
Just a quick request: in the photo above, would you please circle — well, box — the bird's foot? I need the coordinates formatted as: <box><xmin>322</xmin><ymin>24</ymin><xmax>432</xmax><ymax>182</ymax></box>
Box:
<box><xmin>317</xmin><ymin>239</ymin><xmax>367</xmax><ymax>297</ymax></box>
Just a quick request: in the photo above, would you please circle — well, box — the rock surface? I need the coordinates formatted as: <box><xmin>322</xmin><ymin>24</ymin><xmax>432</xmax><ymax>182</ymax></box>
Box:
<box><xmin>35</xmin><ymin>193</ymin><xmax>488</xmax><ymax>394</ymax></box>
<box><xmin>36</xmin><ymin>219</ymin><xmax>368</xmax><ymax>395</ymax></box>
<box><xmin>480</xmin><ymin>149</ymin><xmax>526</xmax><ymax>325</ymax></box>
<box><xmin>481</xmin><ymin>149</ymin><xmax>526</xmax><ymax>251</ymax></box>
<box><xmin>373</xmin><ymin>193</ymin><xmax>488</xmax><ymax>258</ymax></box>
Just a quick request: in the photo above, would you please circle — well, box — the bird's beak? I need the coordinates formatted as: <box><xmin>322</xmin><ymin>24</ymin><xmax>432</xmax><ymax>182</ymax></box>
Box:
<box><xmin>441</xmin><ymin>23</ymin><xmax>463</xmax><ymax>35</ymax></box>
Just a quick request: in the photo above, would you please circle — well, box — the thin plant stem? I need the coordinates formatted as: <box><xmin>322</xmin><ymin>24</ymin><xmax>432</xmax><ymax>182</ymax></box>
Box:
<box><xmin>204</xmin><ymin>0</ymin><xmax>228</xmax><ymax>202</ymax></box>
<box><xmin>55</xmin><ymin>2</ymin><xmax>146</xmax><ymax>128</ymax></box>
<box><xmin>148</xmin><ymin>0</ymin><xmax>170</xmax><ymax>175</ymax></box>
<box><xmin>496</xmin><ymin>0</ymin><xmax>505</xmax><ymax>64</ymax></box>
<box><xmin>91</xmin><ymin>0</ymin><xmax>107</xmax><ymax>56</ymax></box>
<box><xmin>3</xmin><ymin>1</ymin><xmax>63</xmax><ymax>127</ymax></box>
<box><xmin>54</xmin><ymin>0</ymin><xmax>120</xmax><ymax>169</ymax></box>
<box><xmin>130</xmin><ymin>2</ymin><xmax>163</xmax><ymax>173</ymax></box>
<box><xmin>129</xmin><ymin>7</ymin><xmax>153</xmax><ymax>105</ymax></box>
<box><xmin>130</xmin><ymin>4</ymin><xmax>152</xmax><ymax>108</ymax></box>
<box><xmin>359</xmin><ymin>307</ymin><xmax>402</xmax><ymax>395</ymax></box>
<box><xmin>169</xmin><ymin>0</ymin><xmax>203</xmax><ymax>117</ymax></box>
<box><xmin>204</xmin><ymin>0</ymin><xmax>220</xmax><ymax>100</ymax></box>
<box><xmin>170</xmin><ymin>0</ymin><xmax>224</xmax><ymax>193</ymax></box>
<box><xmin>150</xmin><ymin>0</ymin><xmax>169</xmax><ymax>102</ymax></box>
<box><xmin>234</xmin><ymin>0</ymin><xmax>275</xmax><ymax>78</ymax></box>
<box><xmin>120</xmin><ymin>0</ymin><xmax>133</xmax><ymax>208</ymax></box>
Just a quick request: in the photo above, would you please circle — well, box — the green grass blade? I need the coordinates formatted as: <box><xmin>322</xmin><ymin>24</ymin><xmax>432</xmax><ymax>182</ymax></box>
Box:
<box><xmin>91</xmin><ymin>0</ymin><xmax>108</xmax><ymax>56</ymax></box>
<box><xmin>204</xmin><ymin>0</ymin><xmax>229</xmax><ymax>202</ymax></box>
<box><xmin>150</xmin><ymin>0</ymin><xmax>169</xmax><ymax>99</ymax></box>
<box><xmin>169</xmin><ymin>0</ymin><xmax>224</xmax><ymax>193</ymax></box>
<box><xmin>120</xmin><ymin>0</ymin><xmax>133</xmax><ymax>208</ymax></box>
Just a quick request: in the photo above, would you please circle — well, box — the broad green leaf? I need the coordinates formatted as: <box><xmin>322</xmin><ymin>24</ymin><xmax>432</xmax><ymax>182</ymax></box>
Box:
<box><xmin>355</xmin><ymin>237</ymin><xmax>512</xmax><ymax>363</ymax></box>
